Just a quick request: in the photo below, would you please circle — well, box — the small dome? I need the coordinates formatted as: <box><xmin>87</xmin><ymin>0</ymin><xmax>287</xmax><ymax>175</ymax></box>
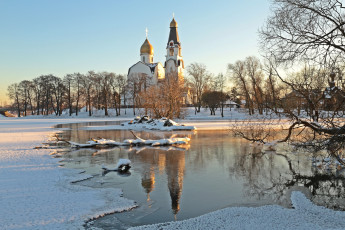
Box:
<box><xmin>170</xmin><ymin>18</ymin><xmax>178</xmax><ymax>27</ymax></box>
<box><xmin>140</xmin><ymin>39</ymin><xmax>154</xmax><ymax>55</ymax></box>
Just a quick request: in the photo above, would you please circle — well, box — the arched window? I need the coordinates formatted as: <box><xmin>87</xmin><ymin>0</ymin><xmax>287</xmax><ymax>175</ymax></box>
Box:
<box><xmin>170</xmin><ymin>48</ymin><xmax>174</xmax><ymax>56</ymax></box>
<box><xmin>143</xmin><ymin>56</ymin><xmax>145</xmax><ymax>63</ymax></box>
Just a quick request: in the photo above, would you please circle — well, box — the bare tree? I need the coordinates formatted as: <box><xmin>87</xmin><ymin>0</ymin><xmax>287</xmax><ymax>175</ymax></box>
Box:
<box><xmin>201</xmin><ymin>91</ymin><xmax>227</xmax><ymax>116</ymax></box>
<box><xmin>116</xmin><ymin>74</ymin><xmax>127</xmax><ymax>115</ymax></box>
<box><xmin>72</xmin><ymin>73</ymin><xmax>83</xmax><ymax>116</ymax></box>
<box><xmin>259</xmin><ymin>0</ymin><xmax>345</xmax><ymax>66</ymax></box>
<box><xmin>7</xmin><ymin>83</ymin><xmax>21</xmax><ymax>117</ymax></box>
<box><xmin>262</xmin><ymin>61</ymin><xmax>280</xmax><ymax>113</ymax></box>
<box><xmin>140</xmin><ymin>71</ymin><xmax>185</xmax><ymax>119</ymax></box>
<box><xmin>98</xmin><ymin>72</ymin><xmax>113</xmax><ymax>116</ymax></box>
<box><xmin>63</xmin><ymin>74</ymin><xmax>74</xmax><ymax>116</ymax></box>
<box><xmin>82</xmin><ymin>71</ymin><xmax>95</xmax><ymax>116</ymax></box>
<box><xmin>228</xmin><ymin>60</ymin><xmax>254</xmax><ymax>115</ymax></box>
<box><xmin>246</xmin><ymin>56</ymin><xmax>265</xmax><ymax>115</ymax></box>
<box><xmin>18</xmin><ymin>80</ymin><xmax>34</xmax><ymax>116</ymax></box>
<box><xmin>212</xmin><ymin>73</ymin><xmax>228</xmax><ymax>117</ymax></box>
<box><xmin>127</xmin><ymin>73</ymin><xmax>151</xmax><ymax>116</ymax></box>
<box><xmin>186</xmin><ymin>63</ymin><xmax>212</xmax><ymax>113</ymax></box>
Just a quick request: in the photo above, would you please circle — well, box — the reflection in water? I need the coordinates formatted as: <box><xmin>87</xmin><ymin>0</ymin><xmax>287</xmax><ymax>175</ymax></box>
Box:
<box><xmin>130</xmin><ymin>148</ymin><xmax>185</xmax><ymax>215</ymax></box>
<box><xmin>166</xmin><ymin>150</ymin><xmax>185</xmax><ymax>216</ymax></box>
<box><xmin>56</xmin><ymin>124</ymin><xmax>345</xmax><ymax>229</ymax></box>
<box><xmin>230</xmin><ymin>144</ymin><xmax>345</xmax><ymax>210</ymax></box>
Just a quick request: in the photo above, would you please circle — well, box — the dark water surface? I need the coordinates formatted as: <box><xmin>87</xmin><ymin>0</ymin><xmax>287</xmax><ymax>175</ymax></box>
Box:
<box><xmin>55</xmin><ymin>122</ymin><xmax>345</xmax><ymax>229</ymax></box>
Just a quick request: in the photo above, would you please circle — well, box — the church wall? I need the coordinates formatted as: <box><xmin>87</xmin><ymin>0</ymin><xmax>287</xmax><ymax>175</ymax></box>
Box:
<box><xmin>155</xmin><ymin>63</ymin><xmax>165</xmax><ymax>81</ymax></box>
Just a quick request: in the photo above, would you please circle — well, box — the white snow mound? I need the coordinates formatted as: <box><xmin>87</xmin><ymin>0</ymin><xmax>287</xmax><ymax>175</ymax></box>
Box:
<box><xmin>121</xmin><ymin>116</ymin><xmax>196</xmax><ymax>131</ymax></box>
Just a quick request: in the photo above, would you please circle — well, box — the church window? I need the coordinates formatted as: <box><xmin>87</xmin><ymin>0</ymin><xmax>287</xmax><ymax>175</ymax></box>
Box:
<box><xmin>170</xmin><ymin>42</ymin><xmax>174</xmax><ymax>47</ymax></box>
<box><xmin>143</xmin><ymin>56</ymin><xmax>145</xmax><ymax>63</ymax></box>
<box><xmin>170</xmin><ymin>48</ymin><xmax>174</xmax><ymax>56</ymax></box>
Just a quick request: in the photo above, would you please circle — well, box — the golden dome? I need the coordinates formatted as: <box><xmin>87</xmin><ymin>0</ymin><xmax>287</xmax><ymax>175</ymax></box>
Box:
<box><xmin>140</xmin><ymin>38</ymin><xmax>154</xmax><ymax>55</ymax></box>
<box><xmin>170</xmin><ymin>18</ymin><xmax>178</xmax><ymax>27</ymax></box>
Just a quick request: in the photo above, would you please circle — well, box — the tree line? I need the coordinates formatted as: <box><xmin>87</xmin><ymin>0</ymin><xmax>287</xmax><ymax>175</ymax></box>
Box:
<box><xmin>7</xmin><ymin>71</ymin><xmax>127</xmax><ymax>117</ymax></box>
<box><xmin>8</xmin><ymin>58</ymin><xmax>342</xmax><ymax>119</ymax></box>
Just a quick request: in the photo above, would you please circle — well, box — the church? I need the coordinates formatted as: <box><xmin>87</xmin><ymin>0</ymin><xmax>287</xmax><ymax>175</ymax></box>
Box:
<box><xmin>127</xmin><ymin>16</ymin><xmax>185</xmax><ymax>89</ymax></box>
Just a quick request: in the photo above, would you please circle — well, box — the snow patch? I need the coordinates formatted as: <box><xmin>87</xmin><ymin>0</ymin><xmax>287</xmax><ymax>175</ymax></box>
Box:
<box><xmin>129</xmin><ymin>191</ymin><xmax>345</xmax><ymax>230</ymax></box>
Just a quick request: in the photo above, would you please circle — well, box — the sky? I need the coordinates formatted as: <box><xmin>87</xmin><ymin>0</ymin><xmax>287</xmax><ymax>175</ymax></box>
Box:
<box><xmin>0</xmin><ymin>0</ymin><xmax>271</xmax><ymax>104</ymax></box>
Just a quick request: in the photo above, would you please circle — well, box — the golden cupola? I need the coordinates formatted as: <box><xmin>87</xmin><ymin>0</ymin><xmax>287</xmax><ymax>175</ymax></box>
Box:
<box><xmin>170</xmin><ymin>18</ymin><xmax>178</xmax><ymax>28</ymax></box>
<box><xmin>140</xmin><ymin>38</ymin><xmax>154</xmax><ymax>55</ymax></box>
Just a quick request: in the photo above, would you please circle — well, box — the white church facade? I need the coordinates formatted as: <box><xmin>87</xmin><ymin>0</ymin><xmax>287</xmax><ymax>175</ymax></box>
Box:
<box><xmin>127</xmin><ymin>17</ymin><xmax>185</xmax><ymax>96</ymax></box>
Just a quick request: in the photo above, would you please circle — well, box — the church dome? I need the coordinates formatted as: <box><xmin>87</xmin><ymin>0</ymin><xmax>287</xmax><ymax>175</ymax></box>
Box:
<box><xmin>140</xmin><ymin>39</ymin><xmax>154</xmax><ymax>55</ymax></box>
<box><xmin>170</xmin><ymin>18</ymin><xmax>178</xmax><ymax>27</ymax></box>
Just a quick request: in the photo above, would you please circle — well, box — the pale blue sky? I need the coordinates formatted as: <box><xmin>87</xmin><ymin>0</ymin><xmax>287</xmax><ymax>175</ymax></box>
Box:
<box><xmin>0</xmin><ymin>0</ymin><xmax>270</xmax><ymax>103</ymax></box>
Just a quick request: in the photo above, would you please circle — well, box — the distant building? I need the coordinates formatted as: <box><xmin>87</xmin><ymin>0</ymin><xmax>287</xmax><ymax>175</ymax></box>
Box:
<box><xmin>323</xmin><ymin>72</ymin><xmax>345</xmax><ymax>111</ymax></box>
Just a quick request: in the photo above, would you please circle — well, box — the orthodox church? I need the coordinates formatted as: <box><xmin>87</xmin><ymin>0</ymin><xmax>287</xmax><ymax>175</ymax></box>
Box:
<box><xmin>128</xmin><ymin>17</ymin><xmax>185</xmax><ymax>87</ymax></box>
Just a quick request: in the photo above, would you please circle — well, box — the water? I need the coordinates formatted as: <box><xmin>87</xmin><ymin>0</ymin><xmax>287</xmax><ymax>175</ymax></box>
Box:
<box><xmin>55</xmin><ymin>122</ymin><xmax>345</xmax><ymax>229</ymax></box>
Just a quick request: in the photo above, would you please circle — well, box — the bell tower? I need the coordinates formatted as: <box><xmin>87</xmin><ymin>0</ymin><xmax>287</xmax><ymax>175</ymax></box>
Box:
<box><xmin>165</xmin><ymin>16</ymin><xmax>184</xmax><ymax>81</ymax></box>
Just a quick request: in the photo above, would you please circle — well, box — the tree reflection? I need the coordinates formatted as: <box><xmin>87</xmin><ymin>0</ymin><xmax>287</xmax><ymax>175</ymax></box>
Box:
<box><xmin>229</xmin><ymin>145</ymin><xmax>345</xmax><ymax>210</ymax></box>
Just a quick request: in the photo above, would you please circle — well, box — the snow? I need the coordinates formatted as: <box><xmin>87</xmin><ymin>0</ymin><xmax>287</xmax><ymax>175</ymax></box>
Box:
<box><xmin>120</xmin><ymin>116</ymin><xmax>196</xmax><ymax>131</ymax></box>
<box><xmin>129</xmin><ymin>191</ymin><xmax>345</xmax><ymax>230</ymax></box>
<box><xmin>116</xmin><ymin>159</ymin><xmax>132</xmax><ymax>168</ymax></box>
<box><xmin>69</xmin><ymin>136</ymin><xmax>190</xmax><ymax>148</ymax></box>
<box><xmin>101</xmin><ymin>159</ymin><xmax>132</xmax><ymax>171</ymax></box>
<box><xmin>0</xmin><ymin>118</ymin><xmax>136</xmax><ymax>230</ymax></box>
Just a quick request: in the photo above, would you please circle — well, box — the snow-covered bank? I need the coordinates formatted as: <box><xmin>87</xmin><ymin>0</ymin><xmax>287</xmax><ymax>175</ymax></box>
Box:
<box><xmin>70</xmin><ymin>136</ymin><xmax>190</xmax><ymax>148</ymax></box>
<box><xmin>120</xmin><ymin>116</ymin><xmax>196</xmax><ymax>131</ymax></box>
<box><xmin>0</xmin><ymin>118</ymin><xmax>136</xmax><ymax>229</ymax></box>
<box><xmin>129</xmin><ymin>191</ymin><xmax>345</xmax><ymax>230</ymax></box>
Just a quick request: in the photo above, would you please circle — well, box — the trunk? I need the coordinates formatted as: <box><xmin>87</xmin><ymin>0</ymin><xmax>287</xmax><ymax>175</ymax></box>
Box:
<box><xmin>16</xmin><ymin>96</ymin><xmax>20</xmax><ymax>117</ymax></box>
<box><xmin>104</xmin><ymin>97</ymin><xmax>108</xmax><ymax>116</ymax></box>
<box><xmin>123</xmin><ymin>94</ymin><xmax>127</xmax><ymax>115</ymax></box>
<box><xmin>36</xmin><ymin>100</ymin><xmax>40</xmax><ymax>115</ymax></box>
<box><xmin>88</xmin><ymin>94</ymin><xmax>92</xmax><ymax>116</ymax></box>
<box><xmin>118</xmin><ymin>94</ymin><xmax>121</xmax><ymax>116</ymax></box>
<box><xmin>75</xmin><ymin>100</ymin><xmax>79</xmax><ymax>116</ymax></box>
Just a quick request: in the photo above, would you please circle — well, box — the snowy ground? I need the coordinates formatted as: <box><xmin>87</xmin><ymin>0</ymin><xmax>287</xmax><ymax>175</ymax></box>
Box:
<box><xmin>2</xmin><ymin>110</ymin><xmax>344</xmax><ymax>229</ymax></box>
<box><xmin>0</xmin><ymin>117</ymin><xmax>135</xmax><ymax>230</ymax></box>
<box><xmin>129</xmin><ymin>191</ymin><xmax>345</xmax><ymax>230</ymax></box>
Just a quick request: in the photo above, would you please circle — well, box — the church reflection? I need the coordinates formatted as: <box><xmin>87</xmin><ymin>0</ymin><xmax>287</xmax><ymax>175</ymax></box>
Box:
<box><xmin>130</xmin><ymin>148</ymin><xmax>185</xmax><ymax>215</ymax></box>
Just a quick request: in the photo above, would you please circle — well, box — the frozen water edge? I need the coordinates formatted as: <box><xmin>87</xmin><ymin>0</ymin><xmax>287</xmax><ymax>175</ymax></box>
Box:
<box><xmin>0</xmin><ymin>118</ymin><xmax>136</xmax><ymax>230</ymax></box>
<box><xmin>129</xmin><ymin>191</ymin><xmax>345</xmax><ymax>230</ymax></box>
